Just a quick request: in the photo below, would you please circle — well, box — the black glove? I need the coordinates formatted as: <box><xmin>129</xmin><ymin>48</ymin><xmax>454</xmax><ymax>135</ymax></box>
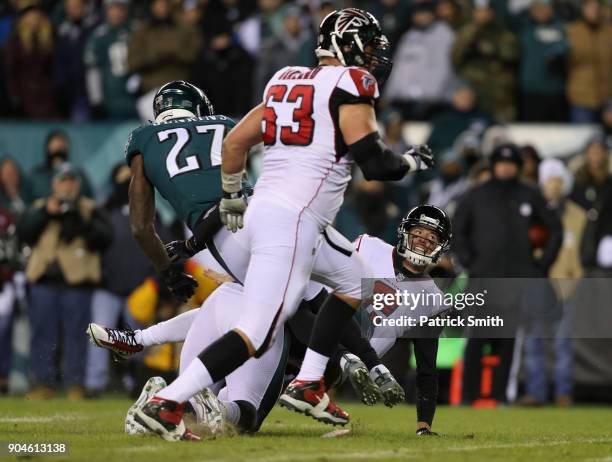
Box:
<box><xmin>160</xmin><ymin>266</ymin><xmax>198</xmax><ymax>303</ymax></box>
<box><xmin>165</xmin><ymin>239</ymin><xmax>198</xmax><ymax>263</ymax></box>
<box><xmin>407</xmin><ymin>144</ymin><xmax>435</xmax><ymax>169</ymax></box>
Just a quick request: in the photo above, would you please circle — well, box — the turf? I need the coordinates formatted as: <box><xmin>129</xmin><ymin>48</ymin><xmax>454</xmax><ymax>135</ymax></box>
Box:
<box><xmin>0</xmin><ymin>398</ymin><xmax>610</xmax><ymax>461</ymax></box>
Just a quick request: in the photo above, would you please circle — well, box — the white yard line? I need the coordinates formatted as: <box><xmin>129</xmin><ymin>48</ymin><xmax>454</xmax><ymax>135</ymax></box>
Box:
<box><xmin>0</xmin><ymin>414</ymin><xmax>88</xmax><ymax>424</ymax></box>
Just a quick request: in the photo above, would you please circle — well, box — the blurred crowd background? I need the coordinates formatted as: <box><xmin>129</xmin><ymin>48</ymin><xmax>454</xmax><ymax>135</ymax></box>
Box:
<box><xmin>0</xmin><ymin>0</ymin><xmax>611</xmax><ymax>407</ymax></box>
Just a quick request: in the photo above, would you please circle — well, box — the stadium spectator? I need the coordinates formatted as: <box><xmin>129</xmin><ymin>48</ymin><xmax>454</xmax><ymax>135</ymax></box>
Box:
<box><xmin>254</xmin><ymin>5</ymin><xmax>315</xmax><ymax>103</ymax></box>
<box><xmin>569</xmin><ymin>136</ymin><xmax>611</xmax><ymax>211</ymax></box>
<box><xmin>436</xmin><ymin>0</ymin><xmax>470</xmax><ymax>30</ymax></box>
<box><xmin>17</xmin><ymin>163</ymin><xmax>113</xmax><ymax>400</ymax></box>
<box><xmin>384</xmin><ymin>0</ymin><xmax>456</xmax><ymax>119</ymax></box>
<box><xmin>515</xmin><ymin>0</ymin><xmax>569</xmax><ymax>122</ymax></box>
<box><xmin>4</xmin><ymin>2</ymin><xmax>60</xmax><ymax>119</ymax></box>
<box><xmin>451</xmin><ymin>0</ymin><xmax>519</xmax><ymax>122</ymax></box>
<box><xmin>0</xmin><ymin>157</ymin><xmax>31</xmax><ymax>216</ymax></box>
<box><xmin>85</xmin><ymin>164</ymin><xmax>164</xmax><ymax>396</ymax></box>
<box><xmin>127</xmin><ymin>0</ymin><xmax>202</xmax><ymax>120</ymax></box>
<box><xmin>54</xmin><ymin>0</ymin><xmax>99</xmax><ymax>121</ymax></box>
<box><xmin>426</xmin><ymin>83</ymin><xmax>492</xmax><ymax>155</ymax></box>
<box><xmin>28</xmin><ymin>131</ymin><xmax>93</xmax><ymax>200</ymax></box>
<box><xmin>566</xmin><ymin>0</ymin><xmax>612</xmax><ymax>123</ymax></box>
<box><xmin>520</xmin><ymin>145</ymin><xmax>542</xmax><ymax>185</ymax></box>
<box><xmin>366</xmin><ymin>0</ymin><xmax>411</xmax><ymax>46</ymax></box>
<box><xmin>520</xmin><ymin>158</ymin><xmax>585</xmax><ymax>406</ymax></box>
<box><xmin>453</xmin><ymin>144</ymin><xmax>563</xmax><ymax>404</ymax></box>
<box><xmin>84</xmin><ymin>0</ymin><xmax>137</xmax><ymax>120</ymax></box>
<box><xmin>190</xmin><ymin>6</ymin><xmax>254</xmax><ymax>116</ymax></box>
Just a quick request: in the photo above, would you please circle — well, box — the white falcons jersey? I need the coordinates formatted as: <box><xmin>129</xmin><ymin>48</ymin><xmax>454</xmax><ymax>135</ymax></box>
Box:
<box><xmin>354</xmin><ymin>234</ymin><xmax>446</xmax><ymax>357</ymax></box>
<box><xmin>256</xmin><ymin>65</ymin><xmax>380</xmax><ymax>226</ymax></box>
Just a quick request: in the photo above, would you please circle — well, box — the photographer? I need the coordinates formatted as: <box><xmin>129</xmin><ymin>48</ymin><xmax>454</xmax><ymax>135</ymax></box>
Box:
<box><xmin>17</xmin><ymin>164</ymin><xmax>112</xmax><ymax>400</ymax></box>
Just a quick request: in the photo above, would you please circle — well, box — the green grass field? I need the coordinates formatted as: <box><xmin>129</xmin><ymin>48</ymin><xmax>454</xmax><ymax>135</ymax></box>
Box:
<box><xmin>0</xmin><ymin>398</ymin><xmax>611</xmax><ymax>461</ymax></box>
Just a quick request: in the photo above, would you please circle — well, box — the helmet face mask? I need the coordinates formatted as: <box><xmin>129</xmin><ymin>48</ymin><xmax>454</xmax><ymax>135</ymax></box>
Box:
<box><xmin>317</xmin><ymin>8</ymin><xmax>393</xmax><ymax>84</ymax></box>
<box><xmin>153</xmin><ymin>80</ymin><xmax>214</xmax><ymax>121</ymax></box>
<box><xmin>397</xmin><ymin>205</ymin><xmax>452</xmax><ymax>267</ymax></box>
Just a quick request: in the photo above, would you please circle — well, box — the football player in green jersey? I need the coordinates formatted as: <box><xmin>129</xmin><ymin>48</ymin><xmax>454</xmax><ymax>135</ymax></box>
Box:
<box><xmin>125</xmin><ymin>80</ymin><xmax>235</xmax><ymax>302</ymax></box>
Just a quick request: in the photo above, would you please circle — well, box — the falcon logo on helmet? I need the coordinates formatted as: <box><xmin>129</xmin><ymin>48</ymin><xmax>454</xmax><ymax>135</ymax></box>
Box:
<box><xmin>397</xmin><ymin>205</ymin><xmax>452</xmax><ymax>267</ymax></box>
<box><xmin>335</xmin><ymin>8</ymin><xmax>371</xmax><ymax>34</ymax></box>
<box><xmin>316</xmin><ymin>8</ymin><xmax>393</xmax><ymax>84</ymax></box>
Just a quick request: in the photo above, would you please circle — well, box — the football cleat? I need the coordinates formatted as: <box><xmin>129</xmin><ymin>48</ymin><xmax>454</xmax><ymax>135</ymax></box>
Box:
<box><xmin>134</xmin><ymin>396</ymin><xmax>200</xmax><ymax>442</ymax></box>
<box><xmin>370</xmin><ymin>364</ymin><xmax>405</xmax><ymax>407</ymax></box>
<box><xmin>191</xmin><ymin>388</ymin><xmax>226</xmax><ymax>436</ymax></box>
<box><xmin>341</xmin><ymin>354</ymin><xmax>382</xmax><ymax>406</ymax></box>
<box><xmin>416</xmin><ymin>427</ymin><xmax>440</xmax><ymax>436</ymax></box>
<box><xmin>279</xmin><ymin>379</ymin><xmax>349</xmax><ymax>426</ymax></box>
<box><xmin>125</xmin><ymin>376</ymin><xmax>167</xmax><ymax>436</ymax></box>
<box><xmin>87</xmin><ymin>323</ymin><xmax>143</xmax><ymax>361</ymax></box>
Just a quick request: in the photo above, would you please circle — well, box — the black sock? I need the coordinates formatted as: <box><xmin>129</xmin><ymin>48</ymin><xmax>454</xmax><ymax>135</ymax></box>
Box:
<box><xmin>235</xmin><ymin>400</ymin><xmax>257</xmax><ymax>433</ymax></box>
<box><xmin>340</xmin><ymin>318</ymin><xmax>381</xmax><ymax>370</ymax></box>
<box><xmin>198</xmin><ymin>330</ymin><xmax>251</xmax><ymax>383</ymax></box>
<box><xmin>308</xmin><ymin>293</ymin><xmax>356</xmax><ymax>357</ymax></box>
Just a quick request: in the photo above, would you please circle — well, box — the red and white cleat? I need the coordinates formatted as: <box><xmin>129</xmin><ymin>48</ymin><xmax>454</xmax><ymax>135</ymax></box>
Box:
<box><xmin>134</xmin><ymin>396</ymin><xmax>200</xmax><ymax>442</ymax></box>
<box><xmin>279</xmin><ymin>379</ymin><xmax>349</xmax><ymax>426</ymax></box>
<box><xmin>87</xmin><ymin>323</ymin><xmax>143</xmax><ymax>361</ymax></box>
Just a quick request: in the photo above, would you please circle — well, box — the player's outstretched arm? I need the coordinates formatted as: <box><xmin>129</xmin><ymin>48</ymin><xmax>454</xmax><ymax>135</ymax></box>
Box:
<box><xmin>339</xmin><ymin>104</ymin><xmax>434</xmax><ymax>181</ymax></box>
<box><xmin>219</xmin><ymin>103</ymin><xmax>264</xmax><ymax>232</ymax></box>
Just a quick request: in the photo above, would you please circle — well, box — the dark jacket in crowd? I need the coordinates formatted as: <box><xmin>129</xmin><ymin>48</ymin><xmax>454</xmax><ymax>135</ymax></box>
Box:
<box><xmin>453</xmin><ymin>178</ymin><xmax>563</xmax><ymax>277</ymax></box>
<box><xmin>569</xmin><ymin>168</ymin><xmax>612</xmax><ymax>211</ymax></box>
<box><xmin>100</xmin><ymin>186</ymin><xmax>158</xmax><ymax>296</ymax></box>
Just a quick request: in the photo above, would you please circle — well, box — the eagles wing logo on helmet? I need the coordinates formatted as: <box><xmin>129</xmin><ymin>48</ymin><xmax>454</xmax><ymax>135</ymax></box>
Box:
<box><xmin>335</xmin><ymin>8</ymin><xmax>370</xmax><ymax>35</ymax></box>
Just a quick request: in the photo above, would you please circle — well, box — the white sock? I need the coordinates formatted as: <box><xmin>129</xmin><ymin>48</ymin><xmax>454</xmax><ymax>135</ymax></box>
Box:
<box><xmin>296</xmin><ymin>348</ymin><xmax>329</xmax><ymax>382</ymax></box>
<box><xmin>157</xmin><ymin>359</ymin><xmax>213</xmax><ymax>403</ymax></box>
<box><xmin>138</xmin><ymin>309</ymin><xmax>199</xmax><ymax>347</ymax></box>
<box><xmin>222</xmin><ymin>400</ymin><xmax>240</xmax><ymax>425</ymax></box>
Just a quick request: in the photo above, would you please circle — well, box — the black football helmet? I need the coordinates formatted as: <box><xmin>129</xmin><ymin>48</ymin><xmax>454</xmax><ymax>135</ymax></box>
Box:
<box><xmin>153</xmin><ymin>80</ymin><xmax>214</xmax><ymax>120</ymax></box>
<box><xmin>316</xmin><ymin>8</ymin><xmax>392</xmax><ymax>84</ymax></box>
<box><xmin>397</xmin><ymin>205</ymin><xmax>452</xmax><ymax>266</ymax></box>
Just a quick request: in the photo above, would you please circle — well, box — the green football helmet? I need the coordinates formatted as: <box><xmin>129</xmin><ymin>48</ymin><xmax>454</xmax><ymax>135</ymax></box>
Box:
<box><xmin>153</xmin><ymin>80</ymin><xmax>214</xmax><ymax>119</ymax></box>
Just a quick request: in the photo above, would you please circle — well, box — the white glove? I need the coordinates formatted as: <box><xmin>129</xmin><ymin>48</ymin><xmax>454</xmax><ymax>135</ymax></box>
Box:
<box><xmin>220</xmin><ymin>170</ymin><xmax>247</xmax><ymax>233</ymax></box>
<box><xmin>220</xmin><ymin>194</ymin><xmax>246</xmax><ymax>233</ymax></box>
<box><xmin>403</xmin><ymin>144</ymin><xmax>434</xmax><ymax>172</ymax></box>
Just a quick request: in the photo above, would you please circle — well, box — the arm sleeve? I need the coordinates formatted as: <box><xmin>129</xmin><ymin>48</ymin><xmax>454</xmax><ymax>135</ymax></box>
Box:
<box><xmin>349</xmin><ymin>132</ymin><xmax>410</xmax><ymax>181</ymax></box>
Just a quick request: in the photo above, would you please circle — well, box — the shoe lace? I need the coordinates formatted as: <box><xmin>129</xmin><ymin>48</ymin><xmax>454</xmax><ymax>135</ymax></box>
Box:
<box><xmin>107</xmin><ymin>327</ymin><xmax>137</xmax><ymax>347</ymax></box>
